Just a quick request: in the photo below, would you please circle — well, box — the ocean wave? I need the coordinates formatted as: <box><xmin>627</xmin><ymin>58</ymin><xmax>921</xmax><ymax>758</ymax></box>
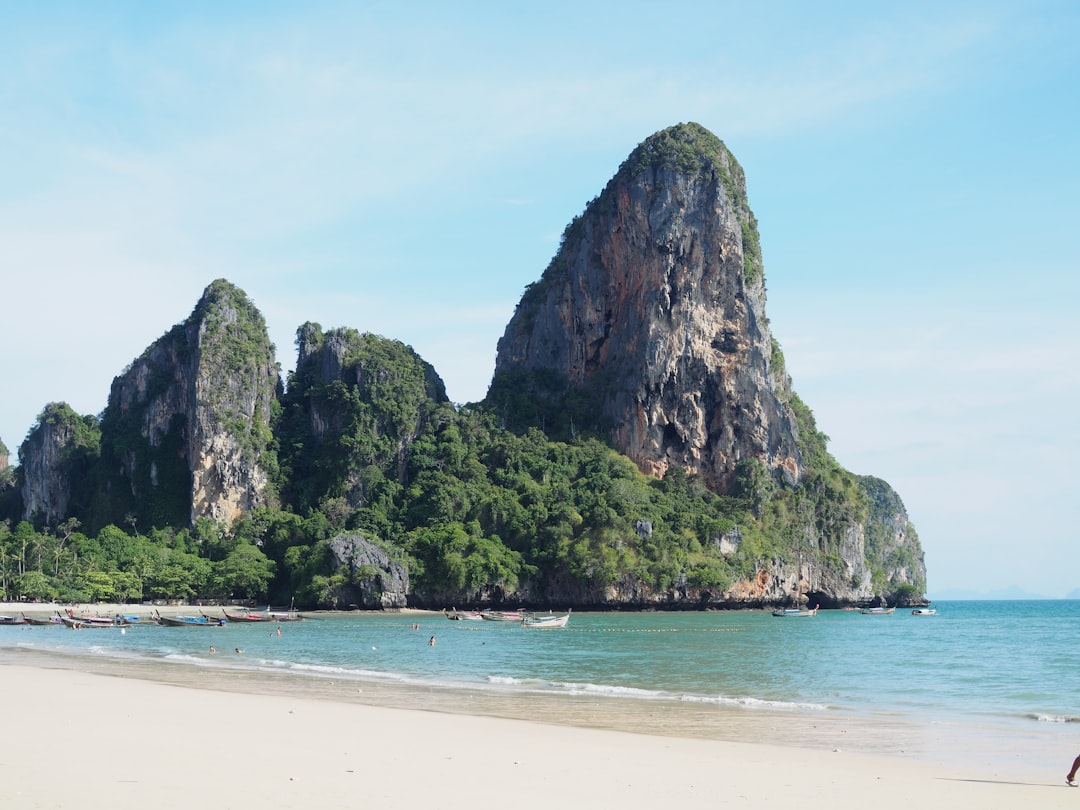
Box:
<box><xmin>487</xmin><ymin>675</ymin><xmax>523</xmax><ymax>685</ymax></box>
<box><xmin>163</xmin><ymin>652</ymin><xmax>217</xmax><ymax>665</ymax></box>
<box><xmin>1032</xmin><ymin>713</ymin><xmax>1080</xmax><ymax>724</ymax></box>
<box><xmin>270</xmin><ymin>659</ymin><xmax>404</xmax><ymax>681</ymax></box>
<box><xmin>679</xmin><ymin>693</ymin><xmax>830</xmax><ymax>712</ymax></box>
<box><xmin>554</xmin><ymin>681</ymin><xmax>664</xmax><ymax>699</ymax></box>
<box><xmin>481</xmin><ymin>673</ymin><xmax>823</xmax><ymax>711</ymax></box>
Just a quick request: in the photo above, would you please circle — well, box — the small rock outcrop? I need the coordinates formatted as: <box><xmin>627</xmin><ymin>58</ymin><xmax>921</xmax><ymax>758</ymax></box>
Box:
<box><xmin>95</xmin><ymin>279</ymin><xmax>279</xmax><ymax>528</ymax></box>
<box><xmin>326</xmin><ymin>532</ymin><xmax>409</xmax><ymax>608</ymax></box>
<box><xmin>490</xmin><ymin>123</ymin><xmax>801</xmax><ymax>493</ymax></box>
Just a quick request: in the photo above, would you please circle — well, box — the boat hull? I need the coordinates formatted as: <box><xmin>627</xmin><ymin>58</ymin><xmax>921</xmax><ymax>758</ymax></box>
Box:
<box><xmin>522</xmin><ymin>611</ymin><xmax>571</xmax><ymax>628</ymax></box>
<box><xmin>158</xmin><ymin>615</ymin><xmax>227</xmax><ymax>627</ymax></box>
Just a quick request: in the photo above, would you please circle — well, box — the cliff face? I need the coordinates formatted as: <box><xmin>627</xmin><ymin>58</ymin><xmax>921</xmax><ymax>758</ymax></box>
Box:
<box><xmin>491</xmin><ymin>123</ymin><xmax>801</xmax><ymax>493</ymax></box>
<box><xmin>277</xmin><ymin>323</ymin><xmax>448</xmax><ymax>514</ymax></box>
<box><xmin>488</xmin><ymin>123</ymin><xmax>926</xmax><ymax>605</ymax></box>
<box><xmin>19</xmin><ymin>403</ymin><xmax>101</xmax><ymax>525</ymax></box>
<box><xmin>97</xmin><ymin>279</ymin><xmax>279</xmax><ymax>528</ymax></box>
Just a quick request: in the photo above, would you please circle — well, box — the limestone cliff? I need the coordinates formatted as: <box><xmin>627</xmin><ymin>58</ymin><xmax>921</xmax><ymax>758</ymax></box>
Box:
<box><xmin>18</xmin><ymin>402</ymin><xmax>101</xmax><ymax>526</ymax></box>
<box><xmin>488</xmin><ymin>123</ymin><xmax>926</xmax><ymax>605</ymax></box>
<box><xmin>490</xmin><ymin>122</ymin><xmax>800</xmax><ymax>493</ymax></box>
<box><xmin>0</xmin><ymin>435</ymin><xmax>8</xmax><ymax>470</ymax></box>
<box><xmin>277</xmin><ymin>323</ymin><xmax>448</xmax><ymax>515</ymax></box>
<box><xmin>95</xmin><ymin>279</ymin><xmax>279</xmax><ymax>529</ymax></box>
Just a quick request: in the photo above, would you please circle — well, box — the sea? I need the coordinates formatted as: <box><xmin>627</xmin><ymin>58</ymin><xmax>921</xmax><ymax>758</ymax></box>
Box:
<box><xmin>2</xmin><ymin>600</ymin><xmax>1078</xmax><ymax>775</ymax></box>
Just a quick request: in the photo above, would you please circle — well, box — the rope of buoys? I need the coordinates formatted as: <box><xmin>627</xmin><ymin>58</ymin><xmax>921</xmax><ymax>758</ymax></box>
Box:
<box><xmin>559</xmin><ymin>627</ymin><xmax>743</xmax><ymax>633</ymax></box>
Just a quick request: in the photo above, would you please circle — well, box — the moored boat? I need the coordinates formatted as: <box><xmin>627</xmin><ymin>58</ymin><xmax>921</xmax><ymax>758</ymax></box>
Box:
<box><xmin>117</xmin><ymin>613</ymin><xmax>158</xmax><ymax>625</ymax></box>
<box><xmin>61</xmin><ymin>615</ymin><xmax>124</xmax><ymax>629</ymax></box>
<box><xmin>771</xmin><ymin>605</ymin><xmax>818</xmax><ymax>618</ymax></box>
<box><xmin>445</xmin><ymin>608</ymin><xmax>484</xmax><ymax>621</ymax></box>
<box><xmin>223</xmin><ymin>606</ymin><xmax>303</xmax><ymax>622</ymax></box>
<box><xmin>860</xmin><ymin>607</ymin><xmax>895</xmax><ymax>615</ymax></box>
<box><xmin>0</xmin><ymin>614</ymin><xmax>28</xmax><ymax>625</ymax></box>
<box><xmin>265</xmin><ymin>610</ymin><xmax>304</xmax><ymax>622</ymax></box>
<box><xmin>222</xmin><ymin>609</ymin><xmax>274</xmax><ymax>622</ymax></box>
<box><xmin>21</xmin><ymin>612</ymin><xmax>64</xmax><ymax>626</ymax></box>
<box><xmin>911</xmin><ymin>608</ymin><xmax>937</xmax><ymax>616</ymax></box>
<box><xmin>157</xmin><ymin>614</ymin><xmax>227</xmax><ymax>627</ymax></box>
<box><xmin>480</xmin><ymin>610</ymin><xmax>528</xmax><ymax>622</ymax></box>
<box><xmin>522</xmin><ymin>610</ymin><xmax>571</xmax><ymax>628</ymax></box>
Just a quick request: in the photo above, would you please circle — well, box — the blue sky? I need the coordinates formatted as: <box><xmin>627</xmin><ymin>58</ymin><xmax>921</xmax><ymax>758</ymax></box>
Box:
<box><xmin>1</xmin><ymin>1</ymin><xmax>1077</xmax><ymax>597</ymax></box>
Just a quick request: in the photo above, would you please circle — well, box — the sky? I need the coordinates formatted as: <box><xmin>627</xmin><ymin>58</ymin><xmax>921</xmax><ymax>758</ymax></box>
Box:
<box><xmin>1</xmin><ymin>1</ymin><xmax>1077</xmax><ymax>598</ymax></box>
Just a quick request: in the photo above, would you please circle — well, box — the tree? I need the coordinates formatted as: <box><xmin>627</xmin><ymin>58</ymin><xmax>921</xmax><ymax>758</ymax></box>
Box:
<box><xmin>14</xmin><ymin>570</ymin><xmax>54</xmax><ymax>602</ymax></box>
<box><xmin>82</xmin><ymin>570</ymin><xmax>116</xmax><ymax>602</ymax></box>
<box><xmin>213</xmin><ymin>544</ymin><xmax>276</xmax><ymax>599</ymax></box>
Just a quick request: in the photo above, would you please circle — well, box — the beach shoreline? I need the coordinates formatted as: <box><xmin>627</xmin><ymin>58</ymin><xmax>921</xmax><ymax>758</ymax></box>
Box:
<box><xmin>4</xmin><ymin>601</ymin><xmax>1079</xmax><ymax>807</ymax></box>
<box><xmin>3</xmin><ymin>660</ymin><xmax>1077</xmax><ymax>809</ymax></box>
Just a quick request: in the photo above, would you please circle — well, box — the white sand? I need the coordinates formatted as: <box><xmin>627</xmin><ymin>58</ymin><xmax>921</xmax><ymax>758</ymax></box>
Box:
<box><xmin>1</xmin><ymin>663</ymin><xmax>1076</xmax><ymax>810</ymax></box>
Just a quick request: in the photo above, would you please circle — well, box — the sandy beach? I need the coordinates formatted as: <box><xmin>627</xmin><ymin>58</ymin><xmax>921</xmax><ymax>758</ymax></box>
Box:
<box><xmin>0</xmin><ymin>663</ymin><xmax>1074</xmax><ymax>810</ymax></box>
<box><xmin>2</xmin><ymin>604</ymin><xmax>1078</xmax><ymax>808</ymax></box>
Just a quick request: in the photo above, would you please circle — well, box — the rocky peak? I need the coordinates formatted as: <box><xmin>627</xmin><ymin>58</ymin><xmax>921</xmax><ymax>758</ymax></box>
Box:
<box><xmin>278</xmin><ymin>324</ymin><xmax>448</xmax><ymax>512</ymax></box>
<box><xmin>99</xmin><ymin>279</ymin><xmax>279</xmax><ymax>528</ymax></box>
<box><xmin>490</xmin><ymin>123</ymin><xmax>801</xmax><ymax>493</ymax></box>
<box><xmin>19</xmin><ymin>402</ymin><xmax>100</xmax><ymax>525</ymax></box>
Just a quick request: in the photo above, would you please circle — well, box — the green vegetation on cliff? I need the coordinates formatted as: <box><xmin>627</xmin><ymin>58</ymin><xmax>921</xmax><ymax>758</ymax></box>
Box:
<box><xmin>0</xmin><ymin>387</ymin><xmax>920</xmax><ymax>608</ymax></box>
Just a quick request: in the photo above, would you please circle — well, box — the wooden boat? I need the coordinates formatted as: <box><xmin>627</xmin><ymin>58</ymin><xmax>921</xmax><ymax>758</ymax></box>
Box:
<box><xmin>158</xmin><ymin>614</ymin><xmax>227</xmax><ymax>627</ymax></box>
<box><xmin>522</xmin><ymin>611</ymin><xmax>570</xmax><ymax>629</ymax></box>
<box><xmin>480</xmin><ymin>610</ymin><xmax>528</xmax><ymax>622</ymax></box>
<box><xmin>222</xmin><ymin>609</ymin><xmax>274</xmax><ymax>622</ymax></box>
<box><xmin>61</xmin><ymin>615</ymin><xmax>123</xmax><ymax>629</ymax></box>
<box><xmin>771</xmin><ymin>606</ymin><xmax>818</xmax><ymax>618</ymax></box>
<box><xmin>859</xmin><ymin>607</ymin><xmax>895</xmax><ymax>615</ymax></box>
<box><xmin>21</xmin><ymin>613</ymin><xmax>64</xmax><ymax>626</ymax></box>
<box><xmin>0</xmin><ymin>614</ymin><xmax>28</xmax><ymax>625</ymax></box>
<box><xmin>223</xmin><ymin>607</ymin><xmax>303</xmax><ymax>622</ymax></box>
<box><xmin>911</xmin><ymin>608</ymin><xmax>937</xmax><ymax>616</ymax></box>
<box><xmin>445</xmin><ymin>608</ymin><xmax>484</xmax><ymax>621</ymax></box>
<box><xmin>117</xmin><ymin>613</ymin><xmax>158</xmax><ymax>625</ymax></box>
<box><xmin>265</xmin><ymin>610</ymin><xmax>304</xmax><ymax>622</ymax></box>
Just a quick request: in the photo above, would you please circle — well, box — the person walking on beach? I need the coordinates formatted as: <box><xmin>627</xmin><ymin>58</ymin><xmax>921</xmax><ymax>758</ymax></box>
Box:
<box><xmin>1067</xmin><ymin>754</ymin><xmax>1080</xmax><ymax>786</ymax></box>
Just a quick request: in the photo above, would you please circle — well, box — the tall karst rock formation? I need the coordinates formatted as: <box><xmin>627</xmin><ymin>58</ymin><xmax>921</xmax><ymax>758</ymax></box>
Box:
<box><xmin>491</xmin><ymin>122</ymin><xmax>800</xmax><ymax>493</ymax></box>
<box><xmin>277</xmin><ymin>323</ymin><xmax>448</xmax><ymax>515</ymax></box>
<box><xmin>492</xmin><ymin>123</ymin><xmax>925</xmax><ymax>604</ymax></box>
<box><xmin>18</xmin><ymin>403</ymin><xmax>101</xmax><ymax>525</ymax></box>
<box><xmin>94</xmin><ymin>279</ymin><xmax>280</xmax><ymax>529</ymax></box>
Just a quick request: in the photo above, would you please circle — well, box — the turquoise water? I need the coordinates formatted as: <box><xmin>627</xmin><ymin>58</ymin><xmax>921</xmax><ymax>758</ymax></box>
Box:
<box><xmin>3</xmin><ymin>601</ymin><xmax>1078</xmax><ymax>731</ymax></box>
